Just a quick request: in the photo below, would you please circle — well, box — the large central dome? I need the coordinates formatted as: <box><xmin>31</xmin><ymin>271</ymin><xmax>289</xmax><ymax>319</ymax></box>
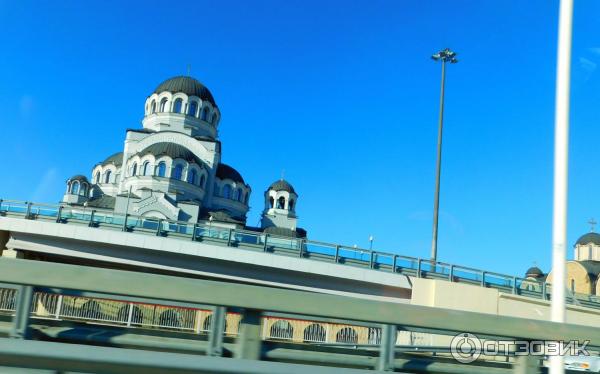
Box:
<box><xmin>154</xmin><ymin>76</ymin><xmax>216</xmax><ymax>107</ymax></box>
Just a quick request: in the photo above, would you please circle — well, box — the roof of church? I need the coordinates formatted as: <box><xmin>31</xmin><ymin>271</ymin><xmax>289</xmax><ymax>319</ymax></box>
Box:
<box><xmin>577</xmin><ymin>260</ymin><xmax>600</xmax><ymax>279</ymax></box>
<box><xmin>68</xmin><ymin>175</ymin><xmax>89</xmax><ymax>182</ymax></box>
<box><xmin>154</xmin><ymin>76</ymin><xmax>217</xmax><ymax>107</ymax></box>
<box><xmin>139</xmin><ymin>143</ymin><xmax>202</xmax><ymax>165</ymax></box>
<box><xmin>525</xmin><ymin>266</ymin><xmax>544</xmax><ymax>278</ymax></box>
<box><xmin>216</xmin><ymin>163</ymin><xmax>245</xmax><ymax>184</ymax></box>
<box><xmin>269</xmin><ymin>179</ymin><xmax>295</xmax><ymax>194</ymax></box>
<box><xmin>100</xmin><ymin>152</ymin><xmax>123</xmax><ymax>167</ymax></box>
<box><xmin>85</xmin><ymin>195</ymin><xmax>116</xmax><ymax>209</ymax></box>
<box><xmin>263</xmin><ymin>226</ymin><xmax>307</xmax><ymax>238</ymax></box>
<box><xmin>575</xmin><ymin>232</ymin><xmax>600</xmax><ymax>246</ymax></box>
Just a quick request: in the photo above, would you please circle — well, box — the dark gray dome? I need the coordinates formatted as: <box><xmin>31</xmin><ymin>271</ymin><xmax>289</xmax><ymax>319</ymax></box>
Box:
<box><xmin>68</xmin><ymin>175</ymin><xmax>89</xmax><ymax>182</ymax></box>
<box><xmin>525</xmin><ymin>266</ymin><xmax>543</xmax><ymax>278</ymax></box>
<box><xmin>139</xmin><ymin>143</ymin><xmax>202</xmax><ymax>165</ymax></box>
<box><xmin>101</xmin><ymin>152</ymin><xmax>123</xmax><ymax>167</ymax></box>
<box><xmin>216</xmin><ymin>163</ymin><xmax>245</xmax><ymax>184</ymax></box>
<box><xmin>269</xmin><ymin>179</ymin><xmax>295</xmax><ymax>194</ymax></box>
<box><xmin>575</xmin><ymin>232</ymin><xmax>600</xmax><ymax>246</ymax></box>
<box><xmin>154</xmin><ymin>76</ymin><xmax>217</xmax><ymax>107</ymax></box>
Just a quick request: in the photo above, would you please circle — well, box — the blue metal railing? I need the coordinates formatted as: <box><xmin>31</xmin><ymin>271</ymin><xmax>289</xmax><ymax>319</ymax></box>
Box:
<box><xmin>1</xmin><ymin>198</ymin><xmax>598</xmax><ymax>310</ymax></box>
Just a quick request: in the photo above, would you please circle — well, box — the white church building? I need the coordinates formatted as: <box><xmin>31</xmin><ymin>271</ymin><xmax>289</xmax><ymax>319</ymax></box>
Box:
<box><xmin>62</xmin><ymin>76</ymin><xmax>306</xmax><ymax>238</ymax></box>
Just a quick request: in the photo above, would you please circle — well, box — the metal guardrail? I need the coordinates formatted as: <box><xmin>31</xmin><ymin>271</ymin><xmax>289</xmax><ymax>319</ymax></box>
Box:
<box><xmin>1</xmin><ymin>199</ymin><xmax>599</xmax><ymax>310</ymax></box>
<box><xmin>0</xmin><ymin>258</ymin><xmax>598</xmax><ymax>373</ymax></box>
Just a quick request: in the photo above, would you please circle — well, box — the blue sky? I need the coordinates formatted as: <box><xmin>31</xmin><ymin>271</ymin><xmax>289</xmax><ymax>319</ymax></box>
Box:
<box><xmin>1</xmin><ymin>0</ymin><xmax>599</xmax><ymax>277</ymax></box>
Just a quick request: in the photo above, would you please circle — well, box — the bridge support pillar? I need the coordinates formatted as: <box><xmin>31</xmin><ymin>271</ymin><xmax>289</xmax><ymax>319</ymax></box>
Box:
<box><xmin>207</xmin><ymin>306</ymin><xmax>226</xmax><ymax>357</ymax></box>
<box><xmin>377</xmin><ymin>324</ymin><xmax>397</xmax><ymax>371</ymax></box>
<box><xmin>236</xmin><ymin>309</ymin><xmax>262</xmax><ymax>360</ymax></box>
<box><xmin>10</xmin><ymin>285</ymin><xmax>33</xmax><ymax>339</ymax></box>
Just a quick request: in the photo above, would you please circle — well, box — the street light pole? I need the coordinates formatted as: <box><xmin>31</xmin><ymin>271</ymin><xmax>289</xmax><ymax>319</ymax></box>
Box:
<box><xmin>430</xmin><ymin>48</ymin><xmax>458</xmax><ymax>262</ymax></box>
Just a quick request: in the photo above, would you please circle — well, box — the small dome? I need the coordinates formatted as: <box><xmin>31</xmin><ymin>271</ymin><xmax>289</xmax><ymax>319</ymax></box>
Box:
<box><xmin>525</xmin><ymin>266</ymin><xmax>543</xmax><ymax>278</ymax></box>
<box><xmin>139</xmin><ymin>143</ymin><xmax>202</xmax><ymax>165</ymax></box>
<box><xmin>216</xmin><ymin>163</ymin><xmax>245</xmax><ymax>184</ymax></box>
<box><xmin>154</xmin><ymin>76</ymin><xmax>216</xmax><ymax>107</ymax></box>
<box><xmin>68</xmin><ymin>175</ymin><xmax>89</xmax><ymax>182</ymax></box>
<box><xmin>269</xmin><ymin>179</ymin><xmax>295</xmax><ymax>194</ymax></box>
<box><xmin>101</xmin><ymin>152</ymin><xmax>123</xmax><ymax>167</ymax></box>
<box><xmin>575</xmin><ymin>232</ymin><xmax>600</xmax><ymax>246</ymax></box>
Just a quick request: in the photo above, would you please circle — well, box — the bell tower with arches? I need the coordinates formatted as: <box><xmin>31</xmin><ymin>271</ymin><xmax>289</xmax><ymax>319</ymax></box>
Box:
<box><xmin>261</xmin><ymin>179</ymin><xmax>298</xmax><ymax>232</ymax></box>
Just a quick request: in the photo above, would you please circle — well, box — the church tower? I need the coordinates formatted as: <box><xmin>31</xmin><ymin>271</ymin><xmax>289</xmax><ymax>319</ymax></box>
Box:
<box><xmin>261</xmin><ymin>179</ymin><xmax>298</xmax><ymax>233</ymax></box>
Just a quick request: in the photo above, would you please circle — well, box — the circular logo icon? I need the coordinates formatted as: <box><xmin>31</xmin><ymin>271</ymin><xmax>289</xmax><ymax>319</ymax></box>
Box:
<box><xmin>450</xmin><ymin>333</ymin><xmax>482</xmax><ymax>363</ymax></box>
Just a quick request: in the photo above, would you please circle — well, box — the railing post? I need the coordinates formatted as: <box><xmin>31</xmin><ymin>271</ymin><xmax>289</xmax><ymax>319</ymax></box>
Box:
<box><xmin>156</xmin><ymin>219</ymin><xmax>162</xmax><ymax>236</ymax></box>
<box><xmin>126</xmin><ymin>303</ymin><xmax>134</xmax><ymax>327</ymax></box>
<box><xmin>377</xmin><ymin>324</ymin><xmax>397</xmax><ymax>371</ymax></box>
<box><xmin>481</xmin><ymin>271</ymin><xmax>486</xmax><ymax>287</ymax></box>
<box><xmin>54</xmin><ymin>295</ymin><xmax>63</xmax><ymax>320</ymax></box>
<box><xmin>512</xmin><ymin>276</ymin><xmax>518</xmax><ymax>294</ymax></box>
<box><xmin>235</xmin><ymin>309</ymin><xmax>262</xmax><ymax>360</ymax></box>
<box><xmin>370</xmin><ymin>251</ymin><xmax>375</xmax><ymax>269</ymax></box>
<box><xmin>334</xmin><ymin>245</ymin><xmax>340</xmax><ymax>263</ymax></box>
<box><xmin>263</xmin><ymin>234</ymin><xmax>269</xmax><ymax>252</ymax></box>
<box><xmin>298</xmin><ymin>239</ymin><xmax>305</xmax><ymax>258</ymax></box>
<box><xmin>10</xmin><ymin>286</ymin><xmax>34</xmax><ymax>339</ymax></box>
<box><xmin>56</xmin><ymin>206</ymin><xmax>63</xmax><ymax>223</ymax></box>
<box><xmin>417</xmin><ymin>259</ymin><xmax>422</xmax><ymax>278</ymax></box>
<box><xmin>25</xmin><ymin>202</ymin><xmax>32</xmax><ymax>219</ymax></box>
<box><xmin>191</xmin><ymin>223</ymin><xmax>198</xmax><ymax>241</ymax></box>
<box><xmin>207</xmin><ymin>306</ymin><xmax>226</xmax><ymax>357</ymax></box>
<box><xmin>122</xmin><ymin>214</ymin><xmax>129</xmax><ymax>232</ymax></box>
<box><xmin>449</xmin><ymin>265</ymin><xmax>454</xmax><ymax>282</ymax></box>
<box><xmin>227</xmin><ymin>229</ymin><xmax>233</xmax><ymax>247</ymax></box>
<box><xmin>392</xmin><ymin>255</ymin><xmax>398</xmax><ymax>273</ymax></box>
<box><xmin>88</xmin><ymin>210</ymin><xmax>95</xmax><ymax>227</ymax></box>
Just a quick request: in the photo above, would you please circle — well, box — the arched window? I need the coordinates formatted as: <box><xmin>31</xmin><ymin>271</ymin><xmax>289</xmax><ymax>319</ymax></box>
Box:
<box><xmin>211</xmin><ymin>113</ymin><xmax>218</xmax><ymax>124</ymax></box>
<box><xmin>104</xmin><ymin>170</ymin><xmax>112</xmax><ymax>184</ymax></box>
<box><xmin>174</xmin><ymin>98</ymin><xmax>183</xmax><ymax>113</ymax></box>
<box><xmin>335</xmin><ymin>327</ymin><xmax>358</xmax><ymax>344</ymax></box>
<box><xmin>269</xmin><ymin>320</ymin><xmax>293</xmax><ymax>340</ymax></box>
<box><xmin>303</xmin><ymin>324</ymin><xmax>326</xmax><ymax>343</ymax></box>
<box><xmin>71</xmin><ymin>181</ymin><xmax>80</xmax><ymax>195</ymax></box>
<box><xmin>95</xmin><ymin>172</ymin><xmax>100</xmax><ymax>184</ymax></box>
<box><xmin>277</xmin><ymin>196</ymin><xmax>285</xmax><ymax>209</ymax></box>
<box><xmin>142</xmin><ymin>161</ymin><xmax>150</xmax><ymax>176</ymax></box>
<box><xmin>202</xmin><ymin>314</ymin><xmax>228</xmax><ymax>332</ymax></box>
<box><xmin>201</xmin><ymin>107</ymin><xmax>209</xmax><ymax>121</ymax></box>
<box><xmin>81</xmin><ymin>184</ymin><xmax>88</xmax><ymax>196</ymax></box>
<box><xmin>157</xmin><ymin>162</ymin><xmax>166</xmax><ymax>177</ymax></box>
<box><xmin>173</xmin><ymin>164</ymin><xmax>184</xmax><ymax>180</ymax></box>
<box><xmin>233</xmin><ymin>188</ymin><xmax>240</xmax><ymax>201</ymax></box>
<box><xmin>159</xmin><ymin>98</ymin><xmax>168</xmax><ymax>112</ymax></box>
<box><xmin>288</xmin><ymin>199</ymin><xmax>294</xmax><ymax>211</ymax></box>
<box><xmin>187</xmin><ymin>169</ymin><xmax>198</xmax><ymax>185</ymax></box>
<box><xmin>199</xmin><ymin>174</ymin><xmax>206</xmax><ymax>188</ymax></box>
<box><xmin>131</xmin><ymin>163</ymin><xmax>138</xmax><ymax>176</ymax></box>
<box><xmin>158</xmin><ymin>310</ymin><xmax>181</xmax><ymax>328</ymax></box>
<box><xmin>223</xmin><ymin>185</ymin><xmax>232</xmax><ymax>199</ymax></box>
<box><xmin>269</xmin><ymin>197</ymin><xmax>274</xmax><ymax>208</ymax></box>
<box><xmin>188</xmin><ymin>101</ymin><xmax>198</xmax><ymax>117</ymax></box>
<box><xmin>571</xmin><ymin>279</ymin><xmax>575</xmax><ymax>293</ymax></box>
<box><xmin>151</xmin><ymin>100</ymin><xmax>156</xmax><ymax>113</ymax></box>
<box><xmin>80</xmin><ymin>300</ymin><xmax>103</xmax><ymax>319</ymax></box>
<box><xmin>244</xmin><ymin>192</ymin><xmax>249</xmax><ymax>204</ymax></box>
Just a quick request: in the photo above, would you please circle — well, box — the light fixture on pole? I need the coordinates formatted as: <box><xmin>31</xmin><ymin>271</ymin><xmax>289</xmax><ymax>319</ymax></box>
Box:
<box><xmin>369</xmin><ymin>235</ymin><xmax>374</xmax><ymax>251</ymax></box>
<box><xmin>430</xmin><ymin>48</ymin><xmax>458</xmax><ymax>262</ymax></box>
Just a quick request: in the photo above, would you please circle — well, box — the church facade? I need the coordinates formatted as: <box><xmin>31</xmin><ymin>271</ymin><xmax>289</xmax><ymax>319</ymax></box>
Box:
<box><xmin>524</xmin><ymin>230</ymin><xmax>600</xmax><ymax>296</ymax></box>
<box><xmin>61</xmin><ymin>76</ymin><xmax>305</xmax><ymax>238</ymax></box>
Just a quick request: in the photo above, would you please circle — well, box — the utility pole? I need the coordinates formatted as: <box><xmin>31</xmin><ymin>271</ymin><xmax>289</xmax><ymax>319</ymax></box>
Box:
<box><xmin>430</xmin><ymin>48</ymin><xmax>458</xmax><ymax>262</ymax></box>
